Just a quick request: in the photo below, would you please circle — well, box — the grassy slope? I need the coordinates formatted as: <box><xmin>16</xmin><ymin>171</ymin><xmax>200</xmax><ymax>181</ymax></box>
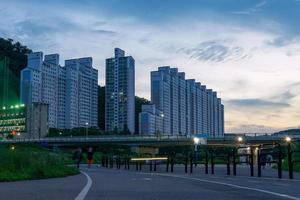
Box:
<box><xmin>0</xmin><ymin>145</ymin><xmax>79</xmax><ymax>182</ymax></box>
<box><xmin>282</xmin><ymin>143</ymin><xmax>300</xmax><ymax>172</ymax></box>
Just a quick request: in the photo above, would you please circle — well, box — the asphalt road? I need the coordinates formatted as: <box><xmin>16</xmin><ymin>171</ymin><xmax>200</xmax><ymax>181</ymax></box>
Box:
<box><xmin>0</xmin><ymin>166</ymin><xmax>300</xmax><ymax>200</ymax></box>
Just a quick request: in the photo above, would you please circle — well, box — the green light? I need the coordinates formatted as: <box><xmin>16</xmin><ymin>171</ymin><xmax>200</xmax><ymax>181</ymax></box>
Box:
<box><xmin>20</xmin><ymin>104</ymin><xmax>25</xmax><ymax>107</ymax></box>
<box><xmin>15</xmin><ymin>105</ymin><xmax>19</xmax><ymax>108</ymax></box>
<box><xmin>2</xmin><ymin>106</ymin><xmax>6</xmax><ymax>110</ymax></box>
<box><xmin>10</xmin><ymin>105</ymin><xmax>14</xmax><ymax>109</ymax></box>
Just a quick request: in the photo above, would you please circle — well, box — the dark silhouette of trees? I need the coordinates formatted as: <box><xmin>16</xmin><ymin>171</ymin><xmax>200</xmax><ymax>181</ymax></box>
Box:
<box><xmin>0</xmin><ymin>38</ymin><xmax>32</xmax><ymax>105</ymax></box>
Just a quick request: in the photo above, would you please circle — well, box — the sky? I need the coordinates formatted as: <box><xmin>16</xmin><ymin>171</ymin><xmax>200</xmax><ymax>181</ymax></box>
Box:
<box><xmin>1</xmin><ymin>0</ymin><xmax>300</xmax><ymax>133</ymax></box>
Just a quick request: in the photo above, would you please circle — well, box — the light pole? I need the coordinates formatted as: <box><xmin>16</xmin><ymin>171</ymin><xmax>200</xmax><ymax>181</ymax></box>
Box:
<box><xmin>85</xmin><ymin>122</ymin><xmax>89</xmax><ymax>138</ymax></box>
<box><xmin>193</xmin><ymin>137</ymin><xmax>200</xmax><ymax>151</ymax></box>
<box><xmin>193</xmin><ymin>137</ymin><xmax>200</xmax><ymax>166</ymax></box>
<box><xmin>285</xmin><ymin>136</ymin><xmax>293</xmax><ymax>179</ymax></box>
<box><xmin>237</xmin><ymin>136</ymin><xmax>243</xmax><ymax>143</ymax></box>
<box><xmin>160</xmin><ymin>113</ymin><xmax>164</xmax><ymax>136</ymax></box>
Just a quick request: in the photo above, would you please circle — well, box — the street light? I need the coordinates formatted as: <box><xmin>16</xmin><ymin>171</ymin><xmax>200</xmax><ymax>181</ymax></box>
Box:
<box><xmin>285</xmin><ymin>136</ymin><xmax>293</xmax><ymax>179</ymax></box>
<box><xmin>85</xmin><ymin>122</ymin><xmax>89</xmax><ymax>138</ymax></box>
<box><xmin>193</xmin><ymin>137</ymin><xmax>200</xmax><ymax>145</ymax></box>
<box><xmin>193</xmin><ymin>137</ymin><xmax>200</xmax><ymax>152</ymax></box>
<box><xmin>237</xmin><ymin>136</ymin><xmax>243</xmax><ymax>143</ymax></box>
<box><xmin>285</xmin><ymin>136</ymin><xmax>292</xmax><ymax>143</ymax></box>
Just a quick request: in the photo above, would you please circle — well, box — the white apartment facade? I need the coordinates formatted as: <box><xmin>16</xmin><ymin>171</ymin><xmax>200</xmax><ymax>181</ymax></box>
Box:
<box><xmin>150</xmin><ymin>66</ymin><xmax>224</xmax><ymax>138</ymax></box>
<box><xmin>139</xmin><ymin>104</ymin><xmax>163</xmax><ymax>135</ymax></box>
<box><xmin>20</xmin><ymin>52</ymin><xmax>98</xmax><ymax>129</ymax></box>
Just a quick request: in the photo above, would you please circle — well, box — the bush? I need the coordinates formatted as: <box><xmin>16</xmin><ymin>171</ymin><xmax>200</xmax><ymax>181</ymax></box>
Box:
<box><xmin>0</xmin><ymin>145</ymin><xmax>79</xmax><ymax>182</ymax></box>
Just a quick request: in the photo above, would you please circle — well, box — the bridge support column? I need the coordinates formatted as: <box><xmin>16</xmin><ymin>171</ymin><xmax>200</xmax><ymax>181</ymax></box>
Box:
<box><xmin>166</xmin><ymin>156</ymin><xmax>169</xmax><ymax>172</ymax></box>
<box><xmin>227</xmin><ymin>152</ymin><xmax>230</xmax><ymax>175</ymax></box>
<box><xmin>190</xmin><ymin>152</ymin><xmax>193</xmax><ymax>174</ymax></box>
<box><xmin>250</xmin><ymin>147</ymin><xmax>254</xmax><ymax>177</ymax></box>
<box><xmin>278</xmin><ymin>144</ymin><xmax>282</xmax><ymax>179</ymax></box>
<box><xmin>232</xmin><ymin>149</ymin><xmax>236</xmax><ymax>176</ymax></box>
<box><xmin>205</xmin><ymin>150</ymin><xmax>208</xmax><ymax>174</ymax></box>
<box><xmin>185</xmin><ymin>154</ymin><xmax>188</xmax><ymax>173</ymax></box>
<box><xmin>287</xmin><ymin>143</ymin><xmax>293</xmax><ymax>179</ymax></box>
<box><xmin>171</xmin><ymin>156</ymin><xmax>174</xmax><ymax>173</ymax></box>
<box><xmin>210</xmin><ymin>150</ymin><xmax>214</xmax><ymax>175</ymax></box>
<box><xmin>257</xmin><ymin>147</ymin><xmax>261</xmax><ymax>177</ymax></box>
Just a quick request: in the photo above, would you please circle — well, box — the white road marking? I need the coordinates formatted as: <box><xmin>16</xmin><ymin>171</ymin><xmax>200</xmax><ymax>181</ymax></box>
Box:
<box><xmin>74</xmin><ymin>171</ymin><xmax>92</xmax><ymax>200</ymax></box>
<box><xmin>153</xmin><ymin>173</ymin><xmax>300</xmax><ymax>200</ymax></box>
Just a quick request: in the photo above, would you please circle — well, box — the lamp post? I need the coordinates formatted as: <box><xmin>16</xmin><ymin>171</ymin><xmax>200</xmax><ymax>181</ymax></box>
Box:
<box><xmin>233</xmin><ymin>136</ymin><xmax>243</xmax><ymax>176</ymax></box>
<box><xmin>193</xmin><ymin>137</ymin><xmax>200</xmax><ymax>167</ymax></box>
<box><xmin>85</xmin><ymin>122</ymin><xmax>89</xmax><ymax>138</ymax></box>
<box><xmin>285</xmin><ymin>136</ymin><xmax>293</xmax><ymax>179</ymax></box>
<box><xmin>237</xmin><ymin>136</ymin><xmax>243</xmax><ymax>143</ymax></box>
<box><xmin>193</xmin><ymin>137</ymin><xmax>200</xmax><ymax>151</ymax></box>
<box><xmin>160</xmin><ymin>113</ymin><xmax>164</xmax><ymax>136</ymax></box>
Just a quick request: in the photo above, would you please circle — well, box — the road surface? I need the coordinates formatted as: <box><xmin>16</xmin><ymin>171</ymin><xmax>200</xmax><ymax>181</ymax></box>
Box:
<box><xmin>0</xmin><ymin>165</ymin><xmax>299</xmax><ymax>200</ymax></box>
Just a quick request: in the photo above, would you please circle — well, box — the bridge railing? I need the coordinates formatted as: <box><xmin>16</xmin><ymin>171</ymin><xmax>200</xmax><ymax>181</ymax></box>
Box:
<box><xmin>0</xmin><ymin>134</ymin><xmax>194</xmax><ymax>144</ymax></box>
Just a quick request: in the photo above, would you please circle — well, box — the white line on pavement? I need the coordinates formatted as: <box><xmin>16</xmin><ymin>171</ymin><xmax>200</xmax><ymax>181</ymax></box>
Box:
<box><xmin>74</xmin><ymin>171</ymin><xmax>92</xmax><ymax>200</ymax></box>
<box><xmin>153</xmin><ymin>173</ymin><xmax>300</xmax><ymax>200</ymax></box>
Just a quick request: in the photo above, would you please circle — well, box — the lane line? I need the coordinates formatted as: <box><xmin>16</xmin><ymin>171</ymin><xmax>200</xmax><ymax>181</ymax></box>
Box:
<box><xmin>150</xmin><ymin>173</ymin><xmax>300</xmax><ymax>200</ymax></box>
<box><xmin>74</xmin><ymin>171</ymin><xmax>92</xmax><ymax>200</ymax></box>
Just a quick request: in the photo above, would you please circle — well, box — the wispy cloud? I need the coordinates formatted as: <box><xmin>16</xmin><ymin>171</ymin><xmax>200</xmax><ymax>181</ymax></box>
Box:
<box><xmin>177</xmin><ymin>40</ymin><xmax>249</xmax><ymax>63</ymax></box>
<box><xmin>226</xmin><ymin>98</ymin><xmax>290</xmax><ymax>109</ymax></box>
<box><xmin>226</xmin><ymin>123</ymin><xmax>283</xmax><ymax>133</ymax></box>
<box><xmin>1</xmin><ymin>0</ymin><xmax>300</xmax><ymax>133</ymax></box>
<box><xmin>231</xmin><ymin>0</ymin><xmax>267</xmax><ymax>15</ymax></box>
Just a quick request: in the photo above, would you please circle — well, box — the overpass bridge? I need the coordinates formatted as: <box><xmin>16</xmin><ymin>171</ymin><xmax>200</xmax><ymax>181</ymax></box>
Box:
<box><xmin>0</xmin><ymin>134</ymin><xmax>298</xmax><ymax>147</ymax></box>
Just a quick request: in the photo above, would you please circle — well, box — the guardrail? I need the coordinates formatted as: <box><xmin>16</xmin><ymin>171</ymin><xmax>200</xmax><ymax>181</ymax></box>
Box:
<box><xmin>0</xmin><ymin>135</ymin><xmax>194</xmax><ymax>144</ymax></box>
<box><xmin>1</xmin><ymin>134</ymin><xmax>299</xmax><ymax>144</ymax></box>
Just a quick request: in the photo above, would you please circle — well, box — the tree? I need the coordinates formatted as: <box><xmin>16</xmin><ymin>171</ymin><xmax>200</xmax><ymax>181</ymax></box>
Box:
<box><xmin>0</xmin><ymin>38</ymin><xmax>32</xmax><ymax>106</ymax></box>
<box><xmin>135</xmin><ymin>96</ymin><xmax>150</xmax><ymax>134</ymax></box>
<box><xmin>121</xmin><ymin>124</ymin><xmax>131</xmax><ymax>135</ymax></box>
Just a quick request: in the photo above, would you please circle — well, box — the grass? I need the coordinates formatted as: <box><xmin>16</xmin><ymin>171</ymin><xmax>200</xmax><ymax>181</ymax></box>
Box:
<box><xmin>0</xmin><ymin>145</ymin><xmax>79</xmax><ymax>182</ymax></box>
<box><xmin>282</xmin><ymin>142</ymin><xmax>300</xmax><ymax>172</ymax></box>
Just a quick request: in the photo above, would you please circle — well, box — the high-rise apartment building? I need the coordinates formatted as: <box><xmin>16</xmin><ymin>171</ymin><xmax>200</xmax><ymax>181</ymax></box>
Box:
<box><xmin>20</xmin><ymin>52</ymin><xmax>98</xmax><ymax>129</ymax></box>
<box><xmin>105</xmin><ymin>48</ymin><xmax>135</xmax><ymax>133</ymax></box>
<box><xmin>139</xmin><ymin>104</ymin><xmax>163</xmax><ymax>135</ymax></box>
<box><xmin>150</xmin><ymin>66</ymin><xmax>224</xmax><ymax>138</ymax></box>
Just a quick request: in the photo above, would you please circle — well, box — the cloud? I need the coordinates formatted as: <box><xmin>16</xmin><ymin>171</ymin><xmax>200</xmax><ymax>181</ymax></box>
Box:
<box><xmin>266</xmin><ymin>36</ymin><xmax>294</xmax><ymax>47</ymax></box>
<box><xmin>231</xmin><ymin>0</ymin><xmax>267</xmax><ymax>15</ymax></box>
<box><xmin>226</xmin><ymin>123</ymin><xmax>283</xmax><ymax>133</ymax></box>
<box><xmin>271</xmin><ymin>90</ymin><xmax>297</xmax><ymax>103</ymax></box>
<box><xmin>1</xmin><ymin>0</ymin><xmax>300</xmax><ymax>133</ymax></box>
<box><xmin>177</xmin><ymin>40</ymin><xmax>249</xmax><ymax>63</ymax></box>
<box><xmin>93</xmin><ymin>29</ymin><xmax>118</xmax><ymax>35</ymax></box>
<box><xmin>226</xmin><ymin>98</ymin><xmax>290</xmax><ymax>108</ymax></box>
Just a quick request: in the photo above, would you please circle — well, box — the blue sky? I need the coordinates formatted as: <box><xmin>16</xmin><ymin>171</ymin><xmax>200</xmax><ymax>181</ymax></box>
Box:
<box><xmin>1</xmin><ymin>0</ymin><xmax>300</xmax><ymax>133</ymax></box>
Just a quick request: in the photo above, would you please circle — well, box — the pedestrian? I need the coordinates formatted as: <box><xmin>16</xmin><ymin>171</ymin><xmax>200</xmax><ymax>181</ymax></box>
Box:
<box><xmin>87</xmin><ymin>147</ymin><xmax>94</xmax><ymax>168</ymax></box>
<box><xmin>266</xmin><ymin>154</ymin><xmax>273</xmax><ymax>167</ymax></box>
<box><xmin>73</xmin><ymin>147</ymin><xmax>83</xmax><ymax>168</ymax></box>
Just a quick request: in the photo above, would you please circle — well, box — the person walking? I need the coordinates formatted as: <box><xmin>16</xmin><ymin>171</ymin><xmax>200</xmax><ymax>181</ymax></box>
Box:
<box><xmin>73</xmin><ymin>147</ymin><xmax>83</xmax><ymax>169</ymax></box>
<box><xmin>87</xmin><ymin>147</ymin><xmax>94</xmax><ymax>168</ymax></box>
